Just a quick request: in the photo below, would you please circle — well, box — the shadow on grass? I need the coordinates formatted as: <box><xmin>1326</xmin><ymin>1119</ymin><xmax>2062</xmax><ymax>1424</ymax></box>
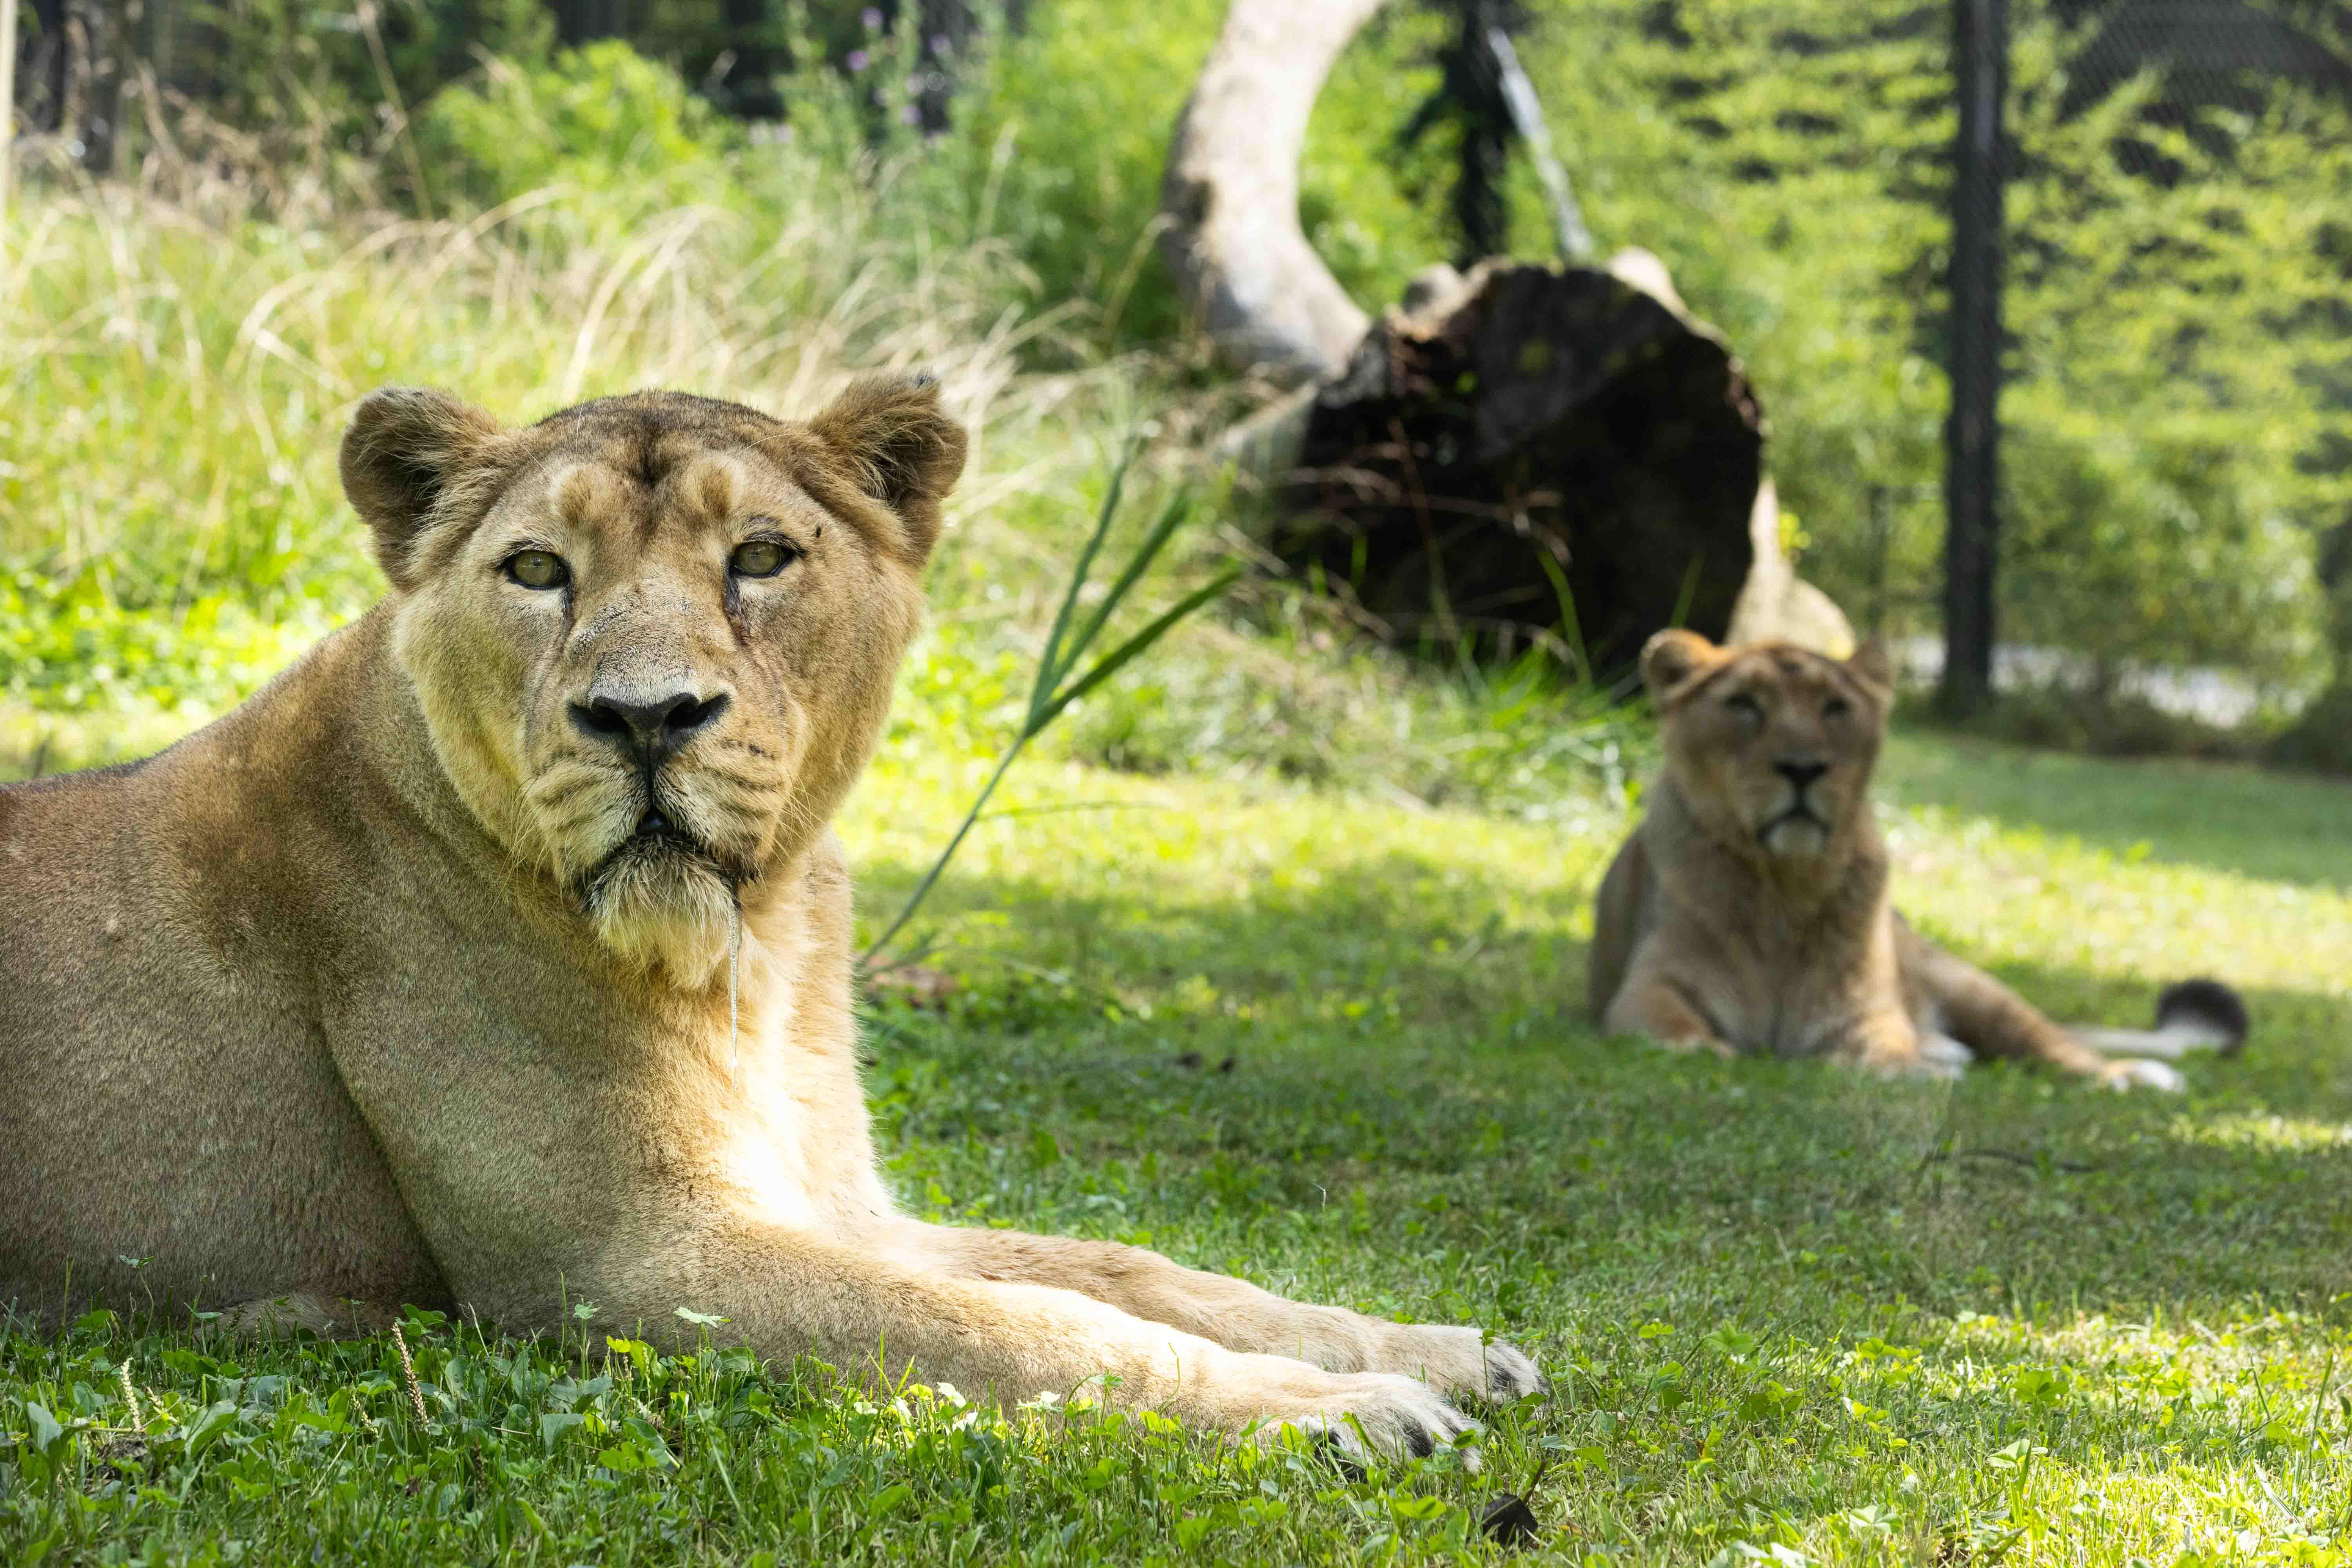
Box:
<box><xmin>1878</xmin><ymin>731</ymin><xmax>2352</xmax><ymax>892</ymax></box>
<box><xmin>860</xmin><ymin>846</ymin><xmax>2352</xmax><ymax>1334</ymax></box>
<box><xmin>860</xmin><ymin>843</ymin><xmax>1598</xmax><ymax>1045</ymax></box>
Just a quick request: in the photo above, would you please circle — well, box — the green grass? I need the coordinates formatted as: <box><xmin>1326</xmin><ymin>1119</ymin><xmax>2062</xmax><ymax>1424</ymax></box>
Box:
<box><xmin>1878</xmin><ymin>732</ymin><xmax>2352</xmax><ymax>892</ymax></box>
<box><xmin>7</xmin><ymin>134</ymin><xmax>2352</xmax><ymax>1568</ymax></box>
<box><xmin>7</xmin><ymin>673</ymin><xmax>2351</xmax><ymax>1563</ymax></box>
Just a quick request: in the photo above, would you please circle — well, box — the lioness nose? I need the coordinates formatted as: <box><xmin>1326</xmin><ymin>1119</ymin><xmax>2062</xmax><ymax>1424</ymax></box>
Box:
<box><xmin>571</xmin><ymin>689</ymin><xmax>730</xmax><ymax>767</ymax></box>
<box><xmin>1774</xmin><ymin>759</ymin><xmax>1829</xmax><ymax>791</ymax></box>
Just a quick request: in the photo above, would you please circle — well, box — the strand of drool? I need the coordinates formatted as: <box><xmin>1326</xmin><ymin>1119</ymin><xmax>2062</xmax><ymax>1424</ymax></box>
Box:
<box><xmin>727</xmin><ymin>898</ymin><xmax>742</xmax><ymax>1091</ymax></box>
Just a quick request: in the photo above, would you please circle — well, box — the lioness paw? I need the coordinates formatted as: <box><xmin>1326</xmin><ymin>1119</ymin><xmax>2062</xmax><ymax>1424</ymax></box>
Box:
<box><xmin>1918</xmin><ymin>1033</ymin><xmax>1973</xmax><ymax>1073</ymax></box>
<box><xmin>1246</xmin><ymin>1371</ymin><xmax>1481</xmax><ymax>1467</ymax></box>
<box><xmin>1372</xmin><ymin>1325</ymin><xmax>1546</xmax><ymax>1408</ymax></box>
<box><xmin>2105</xmin><ymin>1058</ymin><xmax>2185</xmax><ymax>1093</ymax></box>
<box><xmin>1858</xmin><ymin>1046</ymin><xmax>1964</xmax><ymax>1083</ymax></box>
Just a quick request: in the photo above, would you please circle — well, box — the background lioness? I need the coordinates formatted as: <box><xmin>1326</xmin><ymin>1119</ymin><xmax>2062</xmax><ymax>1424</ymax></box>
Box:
<box><xmin>0</xmin><ymin>379</ymin><xmax>1538</xmax><ymax>1461</ymax></box>
<box><xmin>1588</xmin><ymin>630</ymin><xmax>2247</xmax><ymax>1088</ymax></box>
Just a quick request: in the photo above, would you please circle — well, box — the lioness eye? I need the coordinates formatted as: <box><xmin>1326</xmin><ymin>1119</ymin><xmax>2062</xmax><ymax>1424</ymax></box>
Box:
<box><xmin>505</xmin><ymin>550</ymin><xmax>569</xmax><ymax>590</ymax></box>
<box><xmin>1824</xmin><ymin>696</ymin><xmax>1853</xmax><ymax>719</ymax></box>
<box><xmin>730</xmin><ymin>539</ymin><xmax>795</xmax><ymax>578</ymax></box>
<box><xmin>1726</xmin><ymin>693</ymin><xmax>1764</xmax><ymax>722</ymax></box>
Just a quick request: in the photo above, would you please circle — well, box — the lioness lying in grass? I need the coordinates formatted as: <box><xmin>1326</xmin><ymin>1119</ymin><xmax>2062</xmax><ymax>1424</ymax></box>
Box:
<box><xmin>0</xmin><ymin>379</ymin><xmax>1538</xmax><ymax>1463</ymax></box>
<box><xmin>1588</xmin><ymin>630</ymin><xmax>2247</xmax><ymax>1088</ymax></box>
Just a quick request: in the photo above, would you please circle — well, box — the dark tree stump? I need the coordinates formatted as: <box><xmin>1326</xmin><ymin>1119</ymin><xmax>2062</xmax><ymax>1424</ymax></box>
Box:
<box><xmin>1274</xmin><ymin>258</ymin><xmax>1780</xmax><ymax>675</ymax></box>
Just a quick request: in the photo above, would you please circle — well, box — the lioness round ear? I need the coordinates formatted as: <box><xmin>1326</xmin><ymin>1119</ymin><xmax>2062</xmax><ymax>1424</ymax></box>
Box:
<box><xmin>1845</xmin><ymin>638</ymin><xmax>1894</xmax><ymax>693</ymax></box>
<box><xmin>340</xmin><ymin>387</ymin><xmax>506</xmax><ymax>588</ymax></box>
<box><xmin>1641</xmin><ymin>628</ymin><xmax>1719</xmax><ymax>702</ymax></box>
<box><xmin>806</xmin><ymin>373</ymin><xmax>969</xmax><ymax>567</ymax></box>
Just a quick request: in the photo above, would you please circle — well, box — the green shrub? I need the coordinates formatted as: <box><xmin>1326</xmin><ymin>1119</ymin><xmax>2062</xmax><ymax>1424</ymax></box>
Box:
<box><xmin>417</xmin><ymin>40</ymin><xmax>742</xmax><ymax>209</ymax></box>
<box><xmin>2269</xmin><ymin>685</ymin><xmax>2352</xmax><ymax>775</ymax></box>
<box><xmin>192</xmin><ymin>0</ymin><xmax>555</xmax><ymax>186</ymax></box>
<box><xmin>1527</xmin><ymin>0</ymin><xmax>2350</xmax><ymax>694</ymax></box>
<box><xmin>0</xmin><ymin>570</ymin><xmax>326</xmax><ymax>716</ymax></box>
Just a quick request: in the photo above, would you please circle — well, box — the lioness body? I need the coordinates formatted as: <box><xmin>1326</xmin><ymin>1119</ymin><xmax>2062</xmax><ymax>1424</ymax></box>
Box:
<box><xmin>1587</xmin><ymin>632</ymin><xmax>2217</xmax><ymax>1089</ymax></box>
<box><xmin>1</xmin><ymin>382</ymin><xmax>1536</xmax><ymax>1459</ymax></box>
<box><xmin>2</xmin><ymin>631</ymin><xmax>452</xmax><ymax>1314</ymax></box>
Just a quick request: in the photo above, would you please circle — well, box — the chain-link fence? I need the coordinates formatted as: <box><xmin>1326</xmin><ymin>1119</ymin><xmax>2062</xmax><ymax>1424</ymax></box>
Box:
<box><xmin>1537</xmin><ymin>0</ymin><xmax>2351</xmax><ymax>734</ymax></box>
<box><xmin>1938</xmin><ymin>0</ymin><xmax>2350</xmax><ymax>729</ymax></box>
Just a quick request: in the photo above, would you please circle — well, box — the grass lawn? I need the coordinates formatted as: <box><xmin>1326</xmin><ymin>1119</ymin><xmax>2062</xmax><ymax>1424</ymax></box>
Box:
<box><xmin>5</xmin><ymin>688</ymin><xmax>2349</xmax><ymax>1565</ymax></box>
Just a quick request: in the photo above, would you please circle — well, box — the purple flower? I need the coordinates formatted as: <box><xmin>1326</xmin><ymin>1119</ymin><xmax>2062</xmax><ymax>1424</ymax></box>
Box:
<box><xmin>929</xmin><ymin>33</ymin><xmax>951</xmax><ymax>56</ymax></box>
<box><xmin>900</xmin><ymin>103</ymin><xmax>922</xmax><ymax>125</ymax></box>
<box><xmin>861</xmin><ymin>7</ymin><xmax>883</xmax><ymax>29</ymax></box>
<box><xmin>846</xmin><ymin>47</ymin><xmax>869</xmax><ymax>71</ymax></box>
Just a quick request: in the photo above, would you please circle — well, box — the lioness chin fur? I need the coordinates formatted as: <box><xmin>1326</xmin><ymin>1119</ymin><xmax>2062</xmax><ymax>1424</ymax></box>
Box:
<box><xmin>0</xmin><ymin>378</ymin><xmax>1539</xmax><ymax>1462</ymax></box>
<box><xmin>1587</xmin><ymin>630</ymin><xmax>2247</xmax><ymax>1089</ymax></box>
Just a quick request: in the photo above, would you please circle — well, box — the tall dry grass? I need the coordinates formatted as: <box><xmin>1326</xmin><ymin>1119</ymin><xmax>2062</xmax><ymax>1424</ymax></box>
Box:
<box><xmin>2</xmin><ymin>113</ymin><xmax>1635</xmax><ymax>809</ymax></box>
<box><xmin>0</xmin><ymin>107</ymin><xmax>1209</xmax><ymax>773</ymax></box>
<box><xmin>5</xmin><ymin>142</ymin><xmax>1134</xmax><ymax>615</ymax></box>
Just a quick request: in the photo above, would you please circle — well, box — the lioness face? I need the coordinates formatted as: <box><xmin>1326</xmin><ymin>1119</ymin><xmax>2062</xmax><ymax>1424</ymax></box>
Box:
<box><xmin>1642</xmin><ymin>630</ymin><xmax>1893</xmax><ymax>862</ymax></box>
<box><xmin>340</xmin><ymin>380</ymin><xmax>965</xmax><ymax>983</ymax></box>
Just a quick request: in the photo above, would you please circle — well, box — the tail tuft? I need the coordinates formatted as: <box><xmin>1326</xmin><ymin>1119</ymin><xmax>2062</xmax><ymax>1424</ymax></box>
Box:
<box><xmin>2156</xmin><ymin>978</ymin><xmax>2249</xmax><ymax>1057</ymax></box>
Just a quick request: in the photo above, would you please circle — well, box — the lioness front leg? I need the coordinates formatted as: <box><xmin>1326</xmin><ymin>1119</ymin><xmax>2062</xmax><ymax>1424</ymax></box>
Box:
<box><xmin>618</xmin><ymin>1221</ymin><xmax>1480</xmax><ymax>1462</ymax></box>
<box><xmin>893</xmin><ymin>1223</ymin><xmax>1544</xmax><ymax>1408</ymax></box>
<box><xmin>1604</xmin><ymin>973</ymin><xmax>1735</xmax><ymax>1057</ymax></box>
<box><xmin>1840</xmin><ymin>1009</ymin><xmax>1960</xmax><ymax>1082</ymax></box>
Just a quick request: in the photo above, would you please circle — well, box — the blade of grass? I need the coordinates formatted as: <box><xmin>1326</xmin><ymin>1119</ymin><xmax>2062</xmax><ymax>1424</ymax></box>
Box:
<box><xmin>1031</xmin><ymin>569</ymin><xmax>1244</xmax><ymax>729</ymax></box>
<box><xmin>1029</xmin><ymin>438</ymin><xmax>1138</xmax><ymax>723</ymax></box>
<box><xmin>1532</xmin><ymin>546</ymin><xmax>1591</xmax><ymax>686</ymax></box>
<box><xmin>862</xmin><ymin>569</ymin><xmax>1237</xmax><ymax>968</ymax></box>
<box><xmin>862</xmin><ymin>445</ymin><xmax>1232</xmax><ymax>972</ymax></box>
<box><xmin>1055</xmin><ymin>487</ymin><xmax>1194</xmax><ymax>670</ymax></box>
<box><xmin>858</xmin><ymin>740</ymin><xmax>1030</xmax><ymax>971</ymax></box>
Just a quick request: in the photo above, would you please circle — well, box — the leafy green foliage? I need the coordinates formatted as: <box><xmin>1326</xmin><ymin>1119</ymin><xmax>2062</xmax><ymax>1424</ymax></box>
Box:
<box><xmin>192</xmin><ymin>0</ymin><xmax>555</xmax><ymax>188</ymax></box>
<box><xmin>897</xmin><ymin>0</ymin><xmax>1229</xmax><ymax>350</ymax></box>
<box><xmin>0</xmin><ymin>570</ymin><xmax>325</xmax><ymax>717</ymax></box>
<box><xmin>1995</xmin><ymin>53</ymin><xmax>2352</xmax><ymax>684</ymax></box>
<box><xmin>417</xmin><ymin>41</ymin><xmax>742</xmax><ymax>209</ymax></box>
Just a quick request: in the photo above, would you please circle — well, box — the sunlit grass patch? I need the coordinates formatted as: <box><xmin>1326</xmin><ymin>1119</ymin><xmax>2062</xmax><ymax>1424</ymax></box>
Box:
<box><xmin>2157</xmin><ymin>1113</ymin><xmax>2352</xmax><ymax>1167</ymax></box>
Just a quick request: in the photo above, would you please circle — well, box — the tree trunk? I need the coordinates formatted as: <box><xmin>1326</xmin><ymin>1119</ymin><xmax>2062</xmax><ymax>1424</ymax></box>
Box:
<box><xmin>556</xmin><ymin>0</ymin><xmax>623</xmax><ymax>48</ymax></box>
<box><xmin>1157</xmin><ymin>0</ymin><xmax>1385</xmax><ymax>383</ymax></box>
<box><xmin>2269</xmin><ymin>518</ymin><xmax>2352</xmax><ymax>775</ymax></box>
<box><xmin>1941</xmin><ymin>0</ymin><xmax>2009</xmax><ymax>714</ymax></box>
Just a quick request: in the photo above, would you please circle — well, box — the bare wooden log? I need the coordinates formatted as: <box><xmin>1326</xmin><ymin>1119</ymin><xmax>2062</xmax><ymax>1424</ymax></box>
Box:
<box><xmin>1158</xmin><ymin>0</ymin><xmax>1387</xmax><ymax>383</ymax></box>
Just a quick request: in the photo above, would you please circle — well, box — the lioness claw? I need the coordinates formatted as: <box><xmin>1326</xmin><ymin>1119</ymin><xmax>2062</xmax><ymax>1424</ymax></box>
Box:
<box><xmin>2106</xmin><ymin>1058</ymin><xmax>2186</xmax><ymax>1093</ymax></box>
<box><xmin>1250</xmin><ymin>1372</ymin><xmax>1483</xmax><ymax>1467</ymax></box>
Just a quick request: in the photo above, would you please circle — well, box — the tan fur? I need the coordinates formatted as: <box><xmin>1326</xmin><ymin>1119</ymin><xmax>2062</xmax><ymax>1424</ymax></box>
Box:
<box><xmin>0</xmin><ymin>378</ymin><xmax>1537</xmax><ymax>1462</ymax></box>
<box><xmin>1587</xmin><ymin>631</ymin><xmax>2186</xmax><ymax>1091</ymax></box>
